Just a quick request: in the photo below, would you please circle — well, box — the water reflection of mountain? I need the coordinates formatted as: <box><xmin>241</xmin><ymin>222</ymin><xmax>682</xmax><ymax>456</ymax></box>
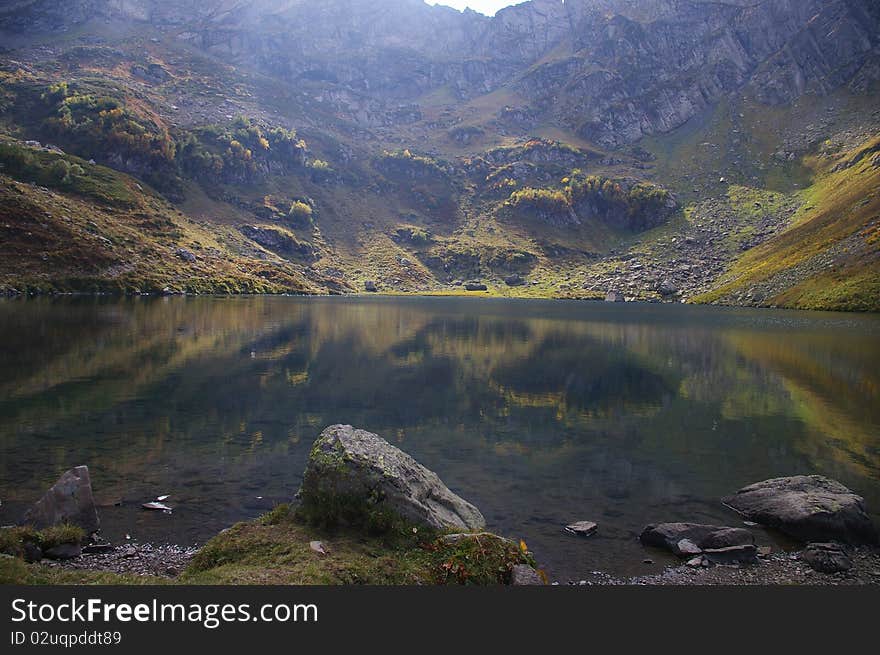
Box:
<box><xmin>0</xmin><ymin>297</ymin><xmax>878</xmax><ymax>575</ymax></box>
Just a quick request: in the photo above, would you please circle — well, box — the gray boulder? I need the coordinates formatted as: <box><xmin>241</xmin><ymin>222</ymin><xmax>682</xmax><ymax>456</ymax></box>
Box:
<box><xmin>23</xmin><ymin>466</ymin><xmax>100</xmax><ymax>534</ymax></box>
<box><xmin>722</xmin><ymin>476</ymin><xmax>878</xmax><ymax>545</ymax></box>
<box><xmin>640</xmin><ymin>523</ymin><xmax>755</xmax><ymax>557</ymax></box>
<box><xmin>465</xmin><ymin>282</ymin><xmax>488</xmax><ymax>291</ymax></box>
<box><xmin>364</xmin><ymin>280</ymin><xmax>378</xmax><ymax>292</ymax></box>
<box><xmin>298</xmin><ymin>425</ymin><xmax>486</xmax><ymax>531</ymax></box>
<box><xmin>801</xmin><ymin>542</ymin><xmax>853</xmax><ymax>574</ymax></box>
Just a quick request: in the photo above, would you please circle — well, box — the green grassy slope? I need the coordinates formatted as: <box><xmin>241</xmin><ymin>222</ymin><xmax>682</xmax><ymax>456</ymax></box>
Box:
<box><xmin>694</xmin><ymin>135</ymin><xmax>880</xmax><ymax>312</ymax></box>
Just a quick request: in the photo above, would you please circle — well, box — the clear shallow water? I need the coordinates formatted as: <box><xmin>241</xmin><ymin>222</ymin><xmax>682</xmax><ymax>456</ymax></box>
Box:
<box><xmin>1</xmin><ymin>296</ymin><xmax>879</xmax><ymax>580</ymax></box>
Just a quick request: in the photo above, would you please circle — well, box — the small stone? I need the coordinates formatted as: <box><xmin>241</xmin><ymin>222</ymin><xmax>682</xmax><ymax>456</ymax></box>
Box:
<box><xmin>675</xmin><ymin>539</ymin><xmax>703</xmax><ymax>556</ymax></box>
<box><xmin>310</xmin><ymin>541</ymin><xmax>328</xmax><ymax>555</ymax></box>
<box><xmin>565</xmin><ymin>521</ymin><xmax>598</xmax><ymax>537</ymax></box>
<box><xmin>142</xmin><ymin>502</ymin><xmax>173</xmax><ymax>512</ymax></box>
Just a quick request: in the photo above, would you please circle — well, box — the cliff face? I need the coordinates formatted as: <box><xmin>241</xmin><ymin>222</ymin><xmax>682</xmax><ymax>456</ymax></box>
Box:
<box><xmin>2</xmin><ymin>0</ymin><xmax>876</xmax><ymax>143</ymax></box>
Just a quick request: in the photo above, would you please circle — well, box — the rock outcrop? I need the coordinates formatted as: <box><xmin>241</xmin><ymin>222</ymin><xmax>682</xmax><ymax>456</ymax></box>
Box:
<box><xmin>23</xmin><ymin>466</ymin><xmax>100</xmax><ymax>534</ymax></box>
<box><xmin>722</xmin><ymin>476</ymin><xmax>878</xmax><ymax>545</ymax></box>
<box><xmin>297</xmin><ymin>425</ymin><xmax>486</xmax><ymax>531</ymax></box>
<box><xmin>5</xmin><ymin>1</ymin><xmax>875</xmax><ymax>144</ymax></box>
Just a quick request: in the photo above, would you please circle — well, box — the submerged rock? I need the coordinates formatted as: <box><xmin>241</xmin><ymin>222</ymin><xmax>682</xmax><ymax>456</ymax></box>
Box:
<box><xmin>640</xmin><ymin>523</ymin><xmax>755</xmax><ymax>557</ymax></box>
<box><xmin>23</xmin><ymin>466</ymin><xmax>100</xmax><ymax>534</ymax></box>
<box><xmin>801</xmin><ymin>542</ymin><xmax>853</xmax><ymax>574</ymax></box>
<box><xmin>297</xmin><ymin>425</ymin><xmax>486</xmax><ymax>531</ymax></box>
<box><xmin>722</xmin><ymin>476</ymin><xmax>878</xmax><ymax>545</ymax></box>
<box><xmin>565</xmin><ymin>521</ymin><xmax>598</xmax><ymax>537</ymax></box>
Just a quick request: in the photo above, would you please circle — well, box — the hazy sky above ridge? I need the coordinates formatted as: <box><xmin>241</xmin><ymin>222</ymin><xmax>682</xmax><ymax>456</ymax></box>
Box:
<box><xmin>428</xmin><ymin>1</ymin><xmax>520</xmax><ymax>16</ymax></box>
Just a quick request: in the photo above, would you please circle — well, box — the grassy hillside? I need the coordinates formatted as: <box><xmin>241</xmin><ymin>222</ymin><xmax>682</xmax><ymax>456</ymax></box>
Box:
<box><xmin>694</xmin><ymin>135</ymin><xmax>880</xmax><ymax>312</ymax></box>
<box><xmin>0</xmin><ymin>139</ymin><xmax>321</xmax><ymax>295</ymax></box>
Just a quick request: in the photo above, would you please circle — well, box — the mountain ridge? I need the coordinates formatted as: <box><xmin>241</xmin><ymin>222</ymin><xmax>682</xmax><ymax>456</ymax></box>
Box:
<box><xmin>0</xmin><ymin>0</ymin><xmax>877</xmax><ymax>309</ymax></box>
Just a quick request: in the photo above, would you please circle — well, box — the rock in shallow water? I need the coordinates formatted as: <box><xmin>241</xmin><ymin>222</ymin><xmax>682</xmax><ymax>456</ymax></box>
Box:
<box><xmin>565</xmin><ymin>521</ymin><xmax>598</xmax><ymax>536</ymax></box>
<box><xmin>23</xmin><ymin>466</ymin><xmax>100</xmax><ymax>534</ymax></box>
<box><xmin>640</xmin><ymin>523</ymin><xmax>755</xmax><ymax>557</ymax></box>
<box><xmin>722</xmin><ymin>475</ymin><xmax>878</xmax><ymax>545</ymax></box>
<box><xmin>297</xmin><ymin>425</ymin><xmax>486</xmax><ymax>531</ymax></box>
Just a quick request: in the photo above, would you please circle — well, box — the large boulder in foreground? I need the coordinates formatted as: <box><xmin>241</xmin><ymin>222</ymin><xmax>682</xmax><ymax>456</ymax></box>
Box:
<box><xmin>297</xmin><ymin>425</ymin><xmax>486</xmax><ymax>532</ymax></box>
<box><xmin>23</xmin><ymin>466</ymin><xmax>99</xmax><ymax>534</ymax></box>
<box><xmin>722</xmin><ymin>476</ymin><xmax>877</xmax><ymax>545</ymax></box>
<box><xmin>640</xmin><ymin>523</ymin><xmax>755</xmax><ymax>557</ymax></box>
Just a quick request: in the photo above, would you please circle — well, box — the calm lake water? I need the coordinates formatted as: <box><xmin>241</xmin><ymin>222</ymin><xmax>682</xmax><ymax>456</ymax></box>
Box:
<box><xmin>1</xmin><ymin>296</ymin><xmax>879</xmax><ymax>579</ymax></box>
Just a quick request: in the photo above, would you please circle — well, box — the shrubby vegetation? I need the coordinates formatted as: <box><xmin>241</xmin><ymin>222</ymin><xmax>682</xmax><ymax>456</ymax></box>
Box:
<box><xmin>178</xmin><ymin>115</ymin><xmax>307</xmax><ymax>185</ymax></box>
<box><xmin>393</xmin><ymin>225</ymin><xmax>433</xmax><ymax>245</ymax></box>
<box><xmin>0</xmin><ymin>140</ymin><xmax>135</xmax><ymax>206</ymax></box>
<box><xmin>507</xmin><ymin>170</ymin><xmax>674</xmax><ymax>230</ymax></box>
<box><xmin>508</xmin><ymin>187</ymin><xmax>570</xmax><ymax>216</ymax></box>
<box><xmin>307</xmin><ymin>158</ymin><xmax>335</xmax><ymax>183</ymax></box>
<box><xmin>487</xmin><ymin>139</ymin><xmax>596</xmax><ymax>166</ymax></box>
<box><xmin>288</xmin><ymin>200</ymin><xmax>314</xmax><ymax>224</ymax></box>
<box><xmin>379</xmin><ymin>149</ymin><xmax>448</xmax><ymax>180</ymax></box>
<box><xmin>565</xmin><ymin>171</ymin><xmax>672</xmax><ymax>230</ymax></box>
<box><xmin>39</xmin><ymin>81</ymin><xmax>177</xmax><ymax>189</ymax></box>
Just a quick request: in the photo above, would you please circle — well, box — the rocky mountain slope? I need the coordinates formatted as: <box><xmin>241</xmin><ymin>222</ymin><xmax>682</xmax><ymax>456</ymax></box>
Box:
<box><xmin>0</xmin><ymin>0</ymin><xmax>877</xmax><ymax>309</ymax></box>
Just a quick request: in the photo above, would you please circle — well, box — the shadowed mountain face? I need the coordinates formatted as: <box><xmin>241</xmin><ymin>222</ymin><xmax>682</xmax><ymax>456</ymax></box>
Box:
<box><xmin>4</xmin><ymin>0</ymin><xmax>877</xmax><ymax>140</ymax></box>
<box><xmin>0</xmin><ymin>0</ymin><xmax>878</xmax><ymax>307</ymax></box>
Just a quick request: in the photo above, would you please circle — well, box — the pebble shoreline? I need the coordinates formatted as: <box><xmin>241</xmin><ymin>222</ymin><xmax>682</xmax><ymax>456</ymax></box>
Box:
<box><xmin>558</xmin><ymin>547</ymin><xmax>880</xmax><ymax>586</ymax></box>
<box><xmin>48</xmin><ymin>543</ymin><xmax>199</xmax><ymax>578</ymax></box>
